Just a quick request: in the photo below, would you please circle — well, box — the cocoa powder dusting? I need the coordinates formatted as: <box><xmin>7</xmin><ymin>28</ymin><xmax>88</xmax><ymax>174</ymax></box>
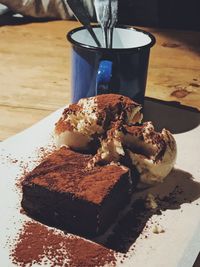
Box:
<box><xmin>11</xmin><ymin>221</ymin><xmax>116</xmax><ymax>267</ymax></box>
<box><xmin>55</xmin><ymin>117</ymin><xmax>74</xmax><ymax>133</ymax></box>
<box><xmin>24</xmin><ymin>147</ymin><xmax>128</xmax><ymax>204</ymax></box>
<box><xmin>96</xmin><ymin>94</ymin><xmax>139</xmax><ymax>113</ymax></box>
<box><xmin>15</xmin><ymin>145</ymin><xmax>56</xmax><ymax>191</ymax></box>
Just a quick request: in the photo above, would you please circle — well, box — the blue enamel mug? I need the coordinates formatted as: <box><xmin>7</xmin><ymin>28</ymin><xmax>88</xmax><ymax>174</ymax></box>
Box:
<box><xmin>67</xmin><ymin>26</ymin><xmax>155</xmax><ymax>104</ymax></box>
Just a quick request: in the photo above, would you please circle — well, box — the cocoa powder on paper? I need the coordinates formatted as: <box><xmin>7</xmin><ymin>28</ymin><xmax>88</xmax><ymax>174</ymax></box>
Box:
<box><xmin>10</xmin><ymin>221</ymin><xmax>117</xmax><ymax>267</ymax></box>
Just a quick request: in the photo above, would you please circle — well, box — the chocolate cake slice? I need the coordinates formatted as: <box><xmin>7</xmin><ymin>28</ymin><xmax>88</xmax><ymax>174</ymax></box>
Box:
<box><xmin>21</xmin><ymin>147</ymin><xmax>132</xmax><ymax>237</ymax></box>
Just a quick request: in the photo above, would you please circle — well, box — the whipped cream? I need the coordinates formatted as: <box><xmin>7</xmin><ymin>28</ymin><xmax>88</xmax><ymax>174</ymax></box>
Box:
<box><xmin>128</xmin><ymin>128</ymin><xmax>177</xmax><ymax>184</ymax></box>
<box><xmin>54</xmin><ymin>94</ymin><xmax>177</xmax><ymax>184</ymax></box>
<box><xmin>55</xmin><ymin>94</ymin><xmax>142</xmax><ymax>151</ymax></box>
<box><xmin>93</xmin><ymin>121</ymin><xmax>177</xmax><ymax>184</ymax></box>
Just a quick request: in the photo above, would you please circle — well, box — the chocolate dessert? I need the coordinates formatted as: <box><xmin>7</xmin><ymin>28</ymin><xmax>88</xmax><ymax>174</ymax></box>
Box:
<box><xmin>21</xmin><ymin>147</ymin><xmax>132</xmax><ymax>237</ymax></box>
<box><xmin>22</xmin><ymin>94</ymin><xmax>177</xmax><ymax>240</ymax></box>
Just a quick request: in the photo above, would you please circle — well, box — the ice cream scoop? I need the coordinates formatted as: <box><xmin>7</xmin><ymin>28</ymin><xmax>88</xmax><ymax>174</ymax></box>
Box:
<box><xmin>127</xmin><ymin>127</ymin><xmax>177</xmax><ymax>184</ymax></box>
<box><xmin>54</xmin><ymin>94</ymin><xmax>142</xmax><ymax>151</ymax></box>
<box><xmin>92</xmin><ymin>121</ymin><xmax>177</xmax><ymax>184</ymax></box>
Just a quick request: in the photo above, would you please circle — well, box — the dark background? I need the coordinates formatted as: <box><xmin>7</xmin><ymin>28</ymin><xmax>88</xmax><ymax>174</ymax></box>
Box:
<box><xmin>118</xmin><ymin>0</ymin><xmax>200</xmax><ymax>30</ymax></box>
<box><xmin>0</xmin><ymin>0</ymin><xmax>199</xmax><ymax>31</ymax></box>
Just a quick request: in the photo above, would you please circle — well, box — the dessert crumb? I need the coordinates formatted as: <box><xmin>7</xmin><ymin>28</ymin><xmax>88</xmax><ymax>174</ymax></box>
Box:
<box><xmin>146</xmin><ymin>193</ymin><xmax>158</xmax><ymax>210</ymax></box>
<box><xmin>152</xmin><ymin>224</ymin><xmax>165</xmax><ymax>234</ymax></box>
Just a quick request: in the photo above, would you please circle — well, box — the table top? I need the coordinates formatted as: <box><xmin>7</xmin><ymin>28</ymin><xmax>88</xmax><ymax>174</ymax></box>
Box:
<box><xmin>0</xmin><ymin>20</ymin><xmax>200</xmax><ymax>141</ymax></box>
<box><xmin>0</xmin><ymin>19</ymin><xmax>199</xmax><ymax>266</ymax></box>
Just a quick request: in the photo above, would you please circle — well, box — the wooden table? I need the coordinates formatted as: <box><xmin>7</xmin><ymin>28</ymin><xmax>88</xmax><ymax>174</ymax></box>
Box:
<box><xmin>0</xmin><ymin>19</ymin><xmax>200</xmax><ymax>266</ymax></box>
<box><xmin>0</xmin><ymin>20</ymin><xmax>200</xmax><ymax>141</ymax></box>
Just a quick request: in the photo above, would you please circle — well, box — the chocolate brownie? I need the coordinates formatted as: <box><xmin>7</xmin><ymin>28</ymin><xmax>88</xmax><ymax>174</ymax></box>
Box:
<box><xmin>21</xmin><ymin>147</ymin><xmax>132</xmax><ymax>237</ymax></box>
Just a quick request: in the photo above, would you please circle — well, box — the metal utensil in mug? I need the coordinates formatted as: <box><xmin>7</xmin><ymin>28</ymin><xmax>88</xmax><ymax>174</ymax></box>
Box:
<box><xmin>108</xmin><ymin>0</ymin><xmax>118</xmax><ymax>48</ymax></box>
<box><xmin>94</xmin><ymin>0</ymin><xmax>110</xmax><ymax>48</ymax></box>
<box><xmin>66</xmin><ymin>0</ymin><xmax>101</xmax><ymax>47</ymax></box>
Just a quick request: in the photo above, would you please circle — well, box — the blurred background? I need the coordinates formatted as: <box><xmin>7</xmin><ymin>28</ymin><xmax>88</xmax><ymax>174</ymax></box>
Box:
<box><xmin>118</xmin><ymin>0</ymin><xmax>200</xmax><ymax>31</ymax></box>
<box><xmin>0</xmin><ymin>0</ymin><xmax>199</xmax><ymax>30</ymax></box>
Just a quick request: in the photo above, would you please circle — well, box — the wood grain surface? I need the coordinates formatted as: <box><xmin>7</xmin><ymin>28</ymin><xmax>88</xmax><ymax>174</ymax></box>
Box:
<box><xmin>0</xmin><ymin>20</ymin><xmax>199</xmax><ymax>141</ymax></box>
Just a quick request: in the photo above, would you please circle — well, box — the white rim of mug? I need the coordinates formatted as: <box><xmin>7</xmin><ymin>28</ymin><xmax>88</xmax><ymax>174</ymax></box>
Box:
<box><xmin>67</xmin><ymin>25</ymin><xmax>156</xmax><ymax>52</ymax></box>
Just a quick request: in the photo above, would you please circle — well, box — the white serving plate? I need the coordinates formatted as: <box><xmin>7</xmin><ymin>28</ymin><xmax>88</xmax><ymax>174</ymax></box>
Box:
<box><xmin>0</xmin><ymin>99</ymin><xmax>200</xmax><ymax>267</ymax></box>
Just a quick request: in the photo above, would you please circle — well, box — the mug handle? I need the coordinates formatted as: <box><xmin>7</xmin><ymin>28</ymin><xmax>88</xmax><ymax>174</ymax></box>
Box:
<box><xmin>95</xmin><ymin>60</ymin><xmax>113</xmax><ymax>95</ymax></box>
